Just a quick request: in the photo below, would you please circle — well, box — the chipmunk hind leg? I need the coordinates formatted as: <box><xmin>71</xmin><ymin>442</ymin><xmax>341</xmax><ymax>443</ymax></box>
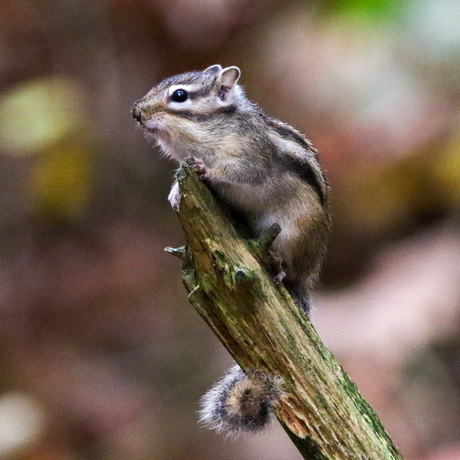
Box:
<box><xmin>267</xmin><ymin>227</ymin><xmax>315</xmax><ymax>314</ymax></box>
<box><xmin>283</xmin><ymin>279</ymin><xmax>312</xmax><ymax>313</ymax></box>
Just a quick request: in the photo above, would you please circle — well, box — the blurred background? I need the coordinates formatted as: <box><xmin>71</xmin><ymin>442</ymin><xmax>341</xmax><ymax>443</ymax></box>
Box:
<box><xmin>0</xmin><ymin>0</ymin><xmax>459</xmax><ymax>458</ymax></box>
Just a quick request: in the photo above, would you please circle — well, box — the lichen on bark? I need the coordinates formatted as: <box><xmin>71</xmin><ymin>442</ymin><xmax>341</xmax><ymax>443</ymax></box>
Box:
<box><xmin>169</xmin><ymin>164</ymin><xmax>404</xmax><ymax>460</ymax></box>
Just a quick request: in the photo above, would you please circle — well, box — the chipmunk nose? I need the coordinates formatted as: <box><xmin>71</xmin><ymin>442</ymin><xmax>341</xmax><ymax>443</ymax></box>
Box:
<box><xmin>131</xmin><ymin>102</ymin><xmax>142</xmax><ymax>122</ymax></box>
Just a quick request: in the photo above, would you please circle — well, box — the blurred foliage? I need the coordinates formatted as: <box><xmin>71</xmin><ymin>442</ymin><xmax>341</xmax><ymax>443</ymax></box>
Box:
<box><xmin>323</xmin><ymin>0</ymin><xmax>402</xmax><ymax>20</ymax></box>
<box><xmin>436</xmin><ymin>126</ymin><xmax>460</xmax><ymax>212</ymax></box>
<box><xmin>29</xmin><ymin>142</ymin><xmax>93</xmax><ymax>222</ymax></box>
<box><xmin>0</xmin><ymin>78</ymin><xmax>85</xmax><ymax>155</ymax></box>
<box><xmin>0</xmin><ymin>77</ymin><xmax>93</xmax><ymax>223</ymax></box>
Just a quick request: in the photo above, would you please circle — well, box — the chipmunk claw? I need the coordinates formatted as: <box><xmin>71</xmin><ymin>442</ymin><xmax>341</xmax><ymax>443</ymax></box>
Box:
<box><xmin>185</xmin><ymin>157</ymin><xmax>209</xmax><ymax>180</ymax></box>
<box><xmin>273</xmin><ymin>271</ymin><xmax>286</xmax><ymax>285</ymax></box>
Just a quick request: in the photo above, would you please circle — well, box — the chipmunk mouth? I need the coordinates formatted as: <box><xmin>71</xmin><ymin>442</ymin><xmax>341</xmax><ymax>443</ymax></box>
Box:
<box><xmin>132</xmin><ymin>104</ymin><xmax>168</xmax><ymax>137</ymax></box>
<box><xmin>140</xmin><ymin>116</ymin><xmax>169</xmax><ymax>137</ymax></box>
<box><xmin>144</xmin><ymin>124</ymin><xmax>166</xmax><ymax>135</ymax></box>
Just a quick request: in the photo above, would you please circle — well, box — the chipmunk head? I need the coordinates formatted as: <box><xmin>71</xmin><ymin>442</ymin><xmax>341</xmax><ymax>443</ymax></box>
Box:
<box><xmin>131</xmin><ymin>65</ymin><xmax>242</xmax><ymax>160</ymax></box>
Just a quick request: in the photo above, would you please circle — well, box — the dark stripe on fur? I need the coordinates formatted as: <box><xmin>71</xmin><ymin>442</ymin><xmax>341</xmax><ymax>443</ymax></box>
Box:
<box><xmin>163</xmin><ymin>105</ymin><xmax>237</xmax><ymax>122</ymax></box>
<box><xmin>267</xmin><ymin>119</ymin><xmax>318</xmax><ymax>154</ymax></box>
<box><xmin>278</xmin><ymin>154</ymin><xmax>326</xmax><ymax>205</ymax></box>
<box><xmin>187</xmin><ymin>88</ymin><xmax>212</xmax><ymax>100</ymax></box>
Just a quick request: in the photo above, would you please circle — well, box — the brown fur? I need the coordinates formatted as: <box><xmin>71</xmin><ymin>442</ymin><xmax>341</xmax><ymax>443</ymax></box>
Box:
<box><xmin>132</xmin><ymin>65</ymin><xmax>331</xmax><ymax>312</ymax></box>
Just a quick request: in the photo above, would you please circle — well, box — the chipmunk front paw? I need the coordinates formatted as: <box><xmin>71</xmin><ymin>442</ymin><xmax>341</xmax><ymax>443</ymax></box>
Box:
<box><xmin>185</xmin><ymin>157</ymin><xmax>211</xmax><ymax>181</ymax></box>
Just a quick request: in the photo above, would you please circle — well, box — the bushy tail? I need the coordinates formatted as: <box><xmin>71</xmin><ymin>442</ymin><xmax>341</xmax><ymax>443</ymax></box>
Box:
<box><xmin>199</xmin><ymin>365</ymin><xmax>284</xmax><ymax>437</ymax></box>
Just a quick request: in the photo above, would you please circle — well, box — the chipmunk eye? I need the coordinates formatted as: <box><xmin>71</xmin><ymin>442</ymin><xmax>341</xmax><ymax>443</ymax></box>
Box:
<box><xmin>170</xmin><ymin>89</ymin><xmax>188</xmax><ymax>102</ymax></box>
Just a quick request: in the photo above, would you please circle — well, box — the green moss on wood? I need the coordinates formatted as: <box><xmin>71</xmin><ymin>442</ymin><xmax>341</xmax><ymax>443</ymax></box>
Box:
<box><xmin>171</xmin><ymin>164</ymin><xmax>404</xmax><ymax>460</ymax></box>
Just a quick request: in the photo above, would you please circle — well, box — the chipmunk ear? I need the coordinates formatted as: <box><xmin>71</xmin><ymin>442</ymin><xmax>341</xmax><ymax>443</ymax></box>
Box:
<box><xmin>204</xmin><ymin>64</ymin><xmax>222</xmax><ymax>75</ymax></box>
<box><xmin>217</xmin><ymin>66</ymin><xmax>241</xmax><ymax>101</ymax></box>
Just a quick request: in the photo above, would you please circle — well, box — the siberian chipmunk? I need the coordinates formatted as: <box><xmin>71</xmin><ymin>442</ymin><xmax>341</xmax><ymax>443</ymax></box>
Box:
<box><xmin>132</xmin><ymin>65</ymin><xmax>331</xmax><ymax>435</ymax></box>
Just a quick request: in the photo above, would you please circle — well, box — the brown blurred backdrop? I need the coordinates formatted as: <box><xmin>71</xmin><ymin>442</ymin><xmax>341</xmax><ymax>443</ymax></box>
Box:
<box><xmin>0</xmin><ymin>0</ymin><xmax>460</xmax><ymax>459</ymax></box>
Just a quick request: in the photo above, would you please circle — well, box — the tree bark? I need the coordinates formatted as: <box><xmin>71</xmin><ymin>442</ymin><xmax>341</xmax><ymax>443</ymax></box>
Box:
<box><xmin>169</xmin><ymin>164</ymin><xmax>404</xmax><ymax>460</ymax></box>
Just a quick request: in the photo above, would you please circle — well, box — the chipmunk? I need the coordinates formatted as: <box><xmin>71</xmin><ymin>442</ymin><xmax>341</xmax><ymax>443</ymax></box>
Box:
<box><xmin>132</xmin><ymin>65</ymin><xmax>331</xmax><ymax>435</ymax></box>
